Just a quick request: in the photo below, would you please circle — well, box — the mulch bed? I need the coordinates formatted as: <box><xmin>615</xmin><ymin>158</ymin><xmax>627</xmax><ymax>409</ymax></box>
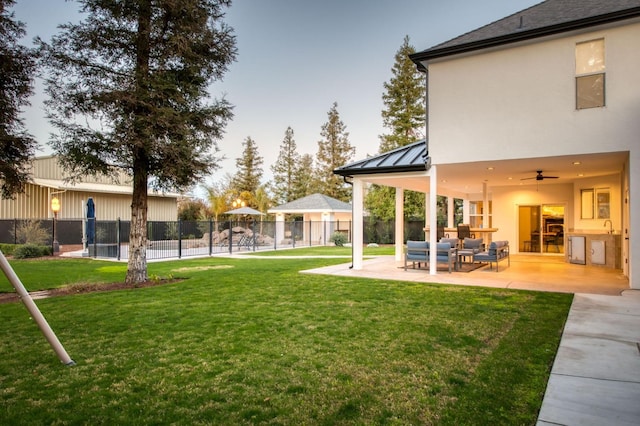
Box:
<box><xmin>0</xmin><ymin>278</ymin><xmax>182</xmax><ymax>305</ymax></box>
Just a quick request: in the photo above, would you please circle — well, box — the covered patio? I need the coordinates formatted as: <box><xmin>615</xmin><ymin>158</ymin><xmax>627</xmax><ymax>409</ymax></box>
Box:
<box><xmin>334</xmin><ymin>140</ymin><xmax>630</xmax><ymax>288</ymax></box>
<box><xmin>304</xmin><ymin>253</ymin><xmax>630</xmax><ymax>296</ymax></box>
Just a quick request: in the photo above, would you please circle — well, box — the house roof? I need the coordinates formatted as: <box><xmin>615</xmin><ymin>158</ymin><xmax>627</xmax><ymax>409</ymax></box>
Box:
<box><xmin>410</xmin><ymin>0</ymin><xmax>640</xmax><ymax>66</ymax></box>
<box><xmin>333</xmin><ymin>139</ymin><xmax>429</xmax><ymax>177</ymax></box>
<box><xmin>31</xmin><ymin>178</ymin><xmax>181</xmax><ymax>198</ymax></box>
<box><xmin>269</xmin><ymin>193</ymin><xmax>352</xmax><ymax>213</ymax></box>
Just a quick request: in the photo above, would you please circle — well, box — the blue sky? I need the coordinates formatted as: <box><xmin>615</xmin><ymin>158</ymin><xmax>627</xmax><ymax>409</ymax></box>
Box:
<box><xmin>12</xmin><ymin>0</ymin><xmax>541</xmax><ymax>191</ymax></box>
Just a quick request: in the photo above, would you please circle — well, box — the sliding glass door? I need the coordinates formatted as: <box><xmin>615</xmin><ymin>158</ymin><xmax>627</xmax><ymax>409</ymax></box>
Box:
<box><xmin>518</xmin><ymin>204</ymin><xmax>565</xmax><ymax>254</ymax></box>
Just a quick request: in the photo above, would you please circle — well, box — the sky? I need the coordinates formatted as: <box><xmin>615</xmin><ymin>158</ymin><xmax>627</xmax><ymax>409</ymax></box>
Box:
<box><xmin>12</xmin><ymin>0</ymin><xmax>541</xmax><ymax>196</ymax></box>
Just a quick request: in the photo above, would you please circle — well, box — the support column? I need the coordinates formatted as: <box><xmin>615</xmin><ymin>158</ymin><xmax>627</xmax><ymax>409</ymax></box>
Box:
<box><xmin>447</xmin><ymin>196</ymin><xmax>454</xmax><ymax>228</ymax></box>
<box><xmin>429</xmin><ymin>166</ymin><xmax>438</xmax><ymax>275</ymax></box>
<box><xmin>352</xmin><ymin>178</ymin><xmax>364</xmax><ymax>270</ymax></box>
<box><xmin>395</xmin><ymin>187</ymin><xmax>404</xmax><ymax>261</ymax></box>
<box><xmin>275</xmin><ymin>213</ymin><xmax>285</xmax><ymax>246</ymax></box>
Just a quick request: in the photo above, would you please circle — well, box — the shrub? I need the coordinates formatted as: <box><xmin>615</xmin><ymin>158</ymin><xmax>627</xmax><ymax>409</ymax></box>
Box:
<box><xmin>12</xmin><ymin>220</ymin><xmax>49</xmax><ymax>245</ymax></box>
<box><xmin>13</xmin><ymin>244</ymin><xmax>52</xmax><ymax>259</ymax></box>
<box><xmin>330</xmin><ymin>231</ymin><xmax>347</xmax><ymax>247</ymax></box>
<box><xmin>0</xmin><ymin>244</ymin><xmax>17</xmax><ymax>256</ymax></box>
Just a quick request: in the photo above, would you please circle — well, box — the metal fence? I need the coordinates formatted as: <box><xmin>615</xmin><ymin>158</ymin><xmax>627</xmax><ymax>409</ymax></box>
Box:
<box><xmin>0</xmin><ymin>218</ymin><xmax>428</xmax><ymax>261</ymax></box>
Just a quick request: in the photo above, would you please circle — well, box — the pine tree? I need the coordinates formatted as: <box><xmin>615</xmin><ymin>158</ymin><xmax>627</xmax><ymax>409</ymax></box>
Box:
<box><xmin>270</xmin><ymin>126</ymin><xmax>300</xmax><ymax>204</ymax></box>
<box><xmin>366</xmin><ymin>36</ymin><xmax>427</xmax><ymax>219</ymax></box>
<box><xmin>291</xmin><ymin>153</ymin><xmax>316</xmax><ymax>200</ymax></box>
<box><xmin>38</xmin><ymin>0</ymin><xmax>236</xmax><ymax>283</ymax></box>
<box><xmin>0</xmin><ymin>0</ymin><xmax>38</xmax><ymax>198</ymax></box>
<box><xmin>315</xmin><ymin>102</ymin><xmax>354</xmax><ymax>202</ymax></box>
<box><xmin>379</xmin><ymin>35</ymin><xmax>426</xmax><ymax>153</ymax></box>
<box><xmin>232</xmin><ymin>136</ymin><xmax>263</xmax><ymax>199</ymax></box>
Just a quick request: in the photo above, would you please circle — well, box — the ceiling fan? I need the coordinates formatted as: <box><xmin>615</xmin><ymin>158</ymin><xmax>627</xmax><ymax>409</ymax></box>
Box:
<box><xmin>521</xmin><ymin>170</ymin><xmax>559</xmax><ymax>181</ymax></box>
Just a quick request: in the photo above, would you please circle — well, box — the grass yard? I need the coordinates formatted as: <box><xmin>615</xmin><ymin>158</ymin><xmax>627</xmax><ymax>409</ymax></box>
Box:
<box><xmin>249</xmin><ymin>245</ymin><xmax>395</xmax><ymax>257</ymax></box>
<box><xmin>0</xmin><ymin>254</ymin><xmax>572</xmax><ymax>425</ymax></box>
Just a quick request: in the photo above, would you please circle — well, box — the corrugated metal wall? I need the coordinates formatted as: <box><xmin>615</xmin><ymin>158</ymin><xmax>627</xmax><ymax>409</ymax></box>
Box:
<box><xmin>0</xmin><ymin>184</ymin><xmax>177</xmax><ymax>220</ymax></box>
<box><xmin>1</xmin><ymin>157</ymin><xmax>179</xmax><ymax>220</ymax></box>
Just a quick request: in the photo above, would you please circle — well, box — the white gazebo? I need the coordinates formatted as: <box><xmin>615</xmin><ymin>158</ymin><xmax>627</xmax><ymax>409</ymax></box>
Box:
<box><xmin>268</xmin><ymin>193</ymin><xmax>352</xmax><ymax>245</ymax></box>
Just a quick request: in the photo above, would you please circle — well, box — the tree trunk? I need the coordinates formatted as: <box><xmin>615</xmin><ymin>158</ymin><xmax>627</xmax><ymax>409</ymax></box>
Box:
<box><xmin>126</xmin><ymin>0</ymin><xmax>152</xmax><ymax>285</ymax></box>
<box><xmin>126</xmin><ymin>149</ymin><xmax>149</xmax><ymax>284</ymax></box>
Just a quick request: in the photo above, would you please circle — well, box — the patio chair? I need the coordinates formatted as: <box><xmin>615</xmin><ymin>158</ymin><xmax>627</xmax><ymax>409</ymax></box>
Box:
<box><xmin>457</xmin><ymin>224</ymin><xmax>475</xmax><ymax>240</ymax></box>
<box><xmin>404</xmin><ymin>240</ymin><xmax>428</xmax><ymax>270</ymax></box>
<box><xmin>437</xmin><ymin>225</ymin><xmax>449</xmax><ymax>241</ymax></box>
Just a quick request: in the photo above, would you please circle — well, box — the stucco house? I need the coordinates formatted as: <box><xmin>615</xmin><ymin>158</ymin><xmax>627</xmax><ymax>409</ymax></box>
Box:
<box><xmin>0</xmin><ymin>156</ymin><xmax>179</xmax><ymax>221</ymax></box>
<box><xmin>268</xmin><ymin>193</ymin><xmax>352</xmax><ymax>245</ymax></box>
<box><xmin>335</xmin><ymin>0</ymin><xmax>638</xmax><ymax>289</ymax></box>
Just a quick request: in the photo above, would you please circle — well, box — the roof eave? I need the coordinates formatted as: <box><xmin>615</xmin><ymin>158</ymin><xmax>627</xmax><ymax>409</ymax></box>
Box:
<box><xmin>410</xmin><ymin>7</ymin><xmax>640</xmax><ymax>65</ymax></box>
<box><xmin>334</xmin><ymin>164</ymin><xmax>428</xmax><ymax>178</ymax></box>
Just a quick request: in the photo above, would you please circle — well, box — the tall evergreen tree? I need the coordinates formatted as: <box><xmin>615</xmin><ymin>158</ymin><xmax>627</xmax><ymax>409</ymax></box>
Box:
<box><xmin>232</xmin><ymin>136</ymin><xmax>263</xmax><ymax>199</ymax></box>
<box><xmin>291</xmin><ymin>153</ymin><xmax>316</xmax><ymax>200</ymax></box>
<box><xmin>0</xmin><ymin>0</ymin><xmax>38</xmax><ymax>198</ymax></box>
<box><xmin>270</xmin><ymin>126</ymin><xmax>299</xmax><ymax>204</ymax></box>
<box><xmin>38</xmin><ymin>0</ymin><xmax>236</xmax><ymax>283</ymax></box>
<box><xmin>367</xmin><ymin>36</ymin><xmax>426</xmax><ymax>220</ymax></box>
<box><xmin>315</xmin><ymin>102</ymin><xmax>354</xmax><ymax>202</ymax></box>
<box><xmin>379</xmin><ymin>35</ymin><xmax>426</xmax><ymax>153</ymax></box>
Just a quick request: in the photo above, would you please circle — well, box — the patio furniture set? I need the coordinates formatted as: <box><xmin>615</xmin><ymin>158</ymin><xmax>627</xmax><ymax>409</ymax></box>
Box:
<box><xmin>404</xmin><ymin>237</ymin><xmax>510</xmax><ymax>273</ymax></box>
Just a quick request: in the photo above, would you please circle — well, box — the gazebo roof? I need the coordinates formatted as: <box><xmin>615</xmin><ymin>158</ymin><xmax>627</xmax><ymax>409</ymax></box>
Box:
<box><xmin>268</xmin><ymin>193</ymin><xmax>351</xmax><ymax>213</ymax></box>
<box><xmin>333</xmin><ymin>140</ymin><xmax>430</xmax><ymax>177</ymax></box>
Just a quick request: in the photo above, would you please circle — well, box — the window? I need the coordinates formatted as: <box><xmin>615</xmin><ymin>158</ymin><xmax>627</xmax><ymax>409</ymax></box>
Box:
<box><xmin>575</xmin><ymin>39</ymin><xmax>605</xmax><ymax>109</ymax></box>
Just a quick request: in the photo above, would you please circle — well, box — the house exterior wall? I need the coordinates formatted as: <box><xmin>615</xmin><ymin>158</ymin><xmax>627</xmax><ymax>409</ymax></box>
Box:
<box><xmin>423</xmin><ymin>20</ymin><xmax>639</xmax><ymax>287</ymax></box>
<box><xmin>428</xmin><ymin>22</ymin><xmax>640</xmax><ymax>162</ymax></box>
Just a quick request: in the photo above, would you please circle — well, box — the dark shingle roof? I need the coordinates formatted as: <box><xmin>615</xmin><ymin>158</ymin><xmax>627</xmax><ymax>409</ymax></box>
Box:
<box><xmin>269</xmin><ymin>193</ymin><xmax>352</xmax><ymax>212</ymax></box>
<box><xmin>410</xmin><ymin>0</ymin><xmax>640</xmax><ymax>65</ymax></box>
<box><xmin>333</xmin><ymin>140</ymin><xmax>429</xmax><ymax>177</ymax></box>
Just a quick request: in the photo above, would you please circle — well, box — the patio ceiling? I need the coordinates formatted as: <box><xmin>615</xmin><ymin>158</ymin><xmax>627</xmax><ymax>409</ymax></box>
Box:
<box><xmin>356</xmin><ymin>151</ymin><xmax>628</xmax><ymax>196</ymax></box>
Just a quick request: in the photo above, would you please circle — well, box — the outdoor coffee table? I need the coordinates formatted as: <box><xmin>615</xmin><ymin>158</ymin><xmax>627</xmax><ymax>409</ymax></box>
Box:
<box><xmin>457</xmin><ymin>249</ymin><xmax>476</xmax><ymax>270</ymax></box>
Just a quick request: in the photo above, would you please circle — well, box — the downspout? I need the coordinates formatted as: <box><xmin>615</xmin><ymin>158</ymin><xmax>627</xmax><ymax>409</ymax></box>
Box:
<box><xmin>343</xmin><ymin>176</ymin><xmax>354</xmax><ymax>269</ymax></box>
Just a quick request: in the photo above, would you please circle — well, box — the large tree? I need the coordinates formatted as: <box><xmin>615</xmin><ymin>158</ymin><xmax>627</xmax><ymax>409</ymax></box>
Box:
<box><xmin>38</xmin><ymin>0</ymin><xmax>236</xmax><ymax>283</ymax></box>
<box><xmin>291</xmin><ymin>153</ymin><xmax>316</xmax><ymax>200</ymax></box>
<box><xmin>315</xmin><ymin>102</ymin><xmax>354</xmax><ymax>202</ymax></box>
<box><xmin>0</xmin><ymin>0</ymin><xmax>38</xmax><ymax>198</ymax></box>
<box><xmin>367</xmin><ymin>36</ymin><xmax>426</xmax><ymax>219</ymax></box>
<box><xmin>231</xmin><ymin>136</ymin><xmax>263</xmax><ymax>200</ymax></box>
<box><xmin>270</xmin><ymin>126</ymin><xmax>299</xmax><ymax>204</ymax></box>
<box><xmin>379</xmin><ymin>35</ymin><xmax>425</xmax><ymax>153</ymax></box>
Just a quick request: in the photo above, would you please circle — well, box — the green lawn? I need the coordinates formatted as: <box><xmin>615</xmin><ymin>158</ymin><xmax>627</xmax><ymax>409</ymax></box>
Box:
<box><xmin>0</xmin><ymin>255</ymin><xmax>572</xmax><ymax>425</ymax></box>
<box><xmin>248</xmin><ymin>244</ymin><xmax>395</xmax><ymax>257</ymax></box>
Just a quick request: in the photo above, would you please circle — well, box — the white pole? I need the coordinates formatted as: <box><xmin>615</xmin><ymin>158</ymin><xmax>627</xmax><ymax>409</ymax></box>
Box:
<box><xmin>0</xmin><ymin>251</ymin><xmax>75</xmax><ymax>366</ymax></box>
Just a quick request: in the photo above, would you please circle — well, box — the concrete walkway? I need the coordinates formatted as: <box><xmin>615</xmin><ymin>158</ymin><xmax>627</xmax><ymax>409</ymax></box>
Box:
<box><xmin>537</xmin><ymin>290</ymin><xmax>640</xmax><ymax>425</ymax></box>
<box><xmin>302</xmin><ymin>255</ymin><xmax>639</xmax><ymax>425</ymax></box>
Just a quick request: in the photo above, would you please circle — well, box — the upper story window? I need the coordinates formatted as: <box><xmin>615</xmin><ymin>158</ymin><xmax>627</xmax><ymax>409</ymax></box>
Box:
<box><xmin>575</xmin><ymin>39</ymin><xmax>605</xmax><ymax>109</ymax></box>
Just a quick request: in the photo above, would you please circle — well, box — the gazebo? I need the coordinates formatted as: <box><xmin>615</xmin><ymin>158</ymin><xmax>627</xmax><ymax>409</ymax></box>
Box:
<box><xmin>268</xmin><ymin>193</ymin><xmax>352</xmax><ymax>245</ymax></box>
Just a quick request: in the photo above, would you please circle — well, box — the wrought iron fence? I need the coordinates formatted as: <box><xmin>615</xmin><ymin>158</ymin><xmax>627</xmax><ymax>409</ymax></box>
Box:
<box><xmin>0</xmin><ymin>218</ymin><xmax>427</xmax><ymax>260</ymax></box>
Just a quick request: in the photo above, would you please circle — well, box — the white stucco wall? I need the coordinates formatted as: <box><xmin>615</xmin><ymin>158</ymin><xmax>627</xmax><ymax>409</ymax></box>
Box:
<box><xmin>428</xmin><ymin>22</ymin><xmax>640</xmax><ymax>162</ymax></box>
<box><xmin>423</xmin><ymin>20</ymin><xmax>639</xmax><ymax>287</ymax></box>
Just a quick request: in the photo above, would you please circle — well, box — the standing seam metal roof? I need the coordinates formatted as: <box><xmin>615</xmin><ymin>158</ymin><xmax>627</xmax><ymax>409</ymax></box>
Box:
<box><xmin>333</xmin><ymin>140</ymin><xmax>429</xmax><ymax>176</ymax></box>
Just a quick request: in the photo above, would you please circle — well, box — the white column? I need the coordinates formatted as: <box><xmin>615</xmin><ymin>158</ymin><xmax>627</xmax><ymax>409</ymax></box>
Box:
<box><xmin>429</xmin><ymin>166</ymin><xmax>438</xmax><ymax>275</ymax></box>
<box><xmin>482</xmin><ymin>182</ymin><xmax>491</xmax><ymax>244</ymax></box>
<box><xmin>275</xmin><ymin>213</ymin><xmax>285</xmax><ymax>244</ymax></box>
<box><xmin>352</xmin><ymin>178</ymin><xmax>364</xmax><ymax>269</ymax></box>
<box><xmin>463</xmin><ymin>199</ymin><xmax>470</xmax><ymax>225</ymax></box>
<box><xmin>447</xmin><ymin>196</ymin><xmax>454</xmax><ymax>228</ymax></box>
<box><xmin>395</xmin><ymin>187</ymin><xmax>404</xmax><ymax>261</ymax></box>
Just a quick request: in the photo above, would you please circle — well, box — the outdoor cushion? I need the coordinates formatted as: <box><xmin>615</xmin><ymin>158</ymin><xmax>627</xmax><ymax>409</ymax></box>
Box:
<box><xmin>439</xmin><ymin>238</ymin><xmax>459</xmax><ymax>248</ymax></box>
<box><xmin>463</xmin><ymin>237</ymin><xmax>484</xmax><ymax>253</ymax></box>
